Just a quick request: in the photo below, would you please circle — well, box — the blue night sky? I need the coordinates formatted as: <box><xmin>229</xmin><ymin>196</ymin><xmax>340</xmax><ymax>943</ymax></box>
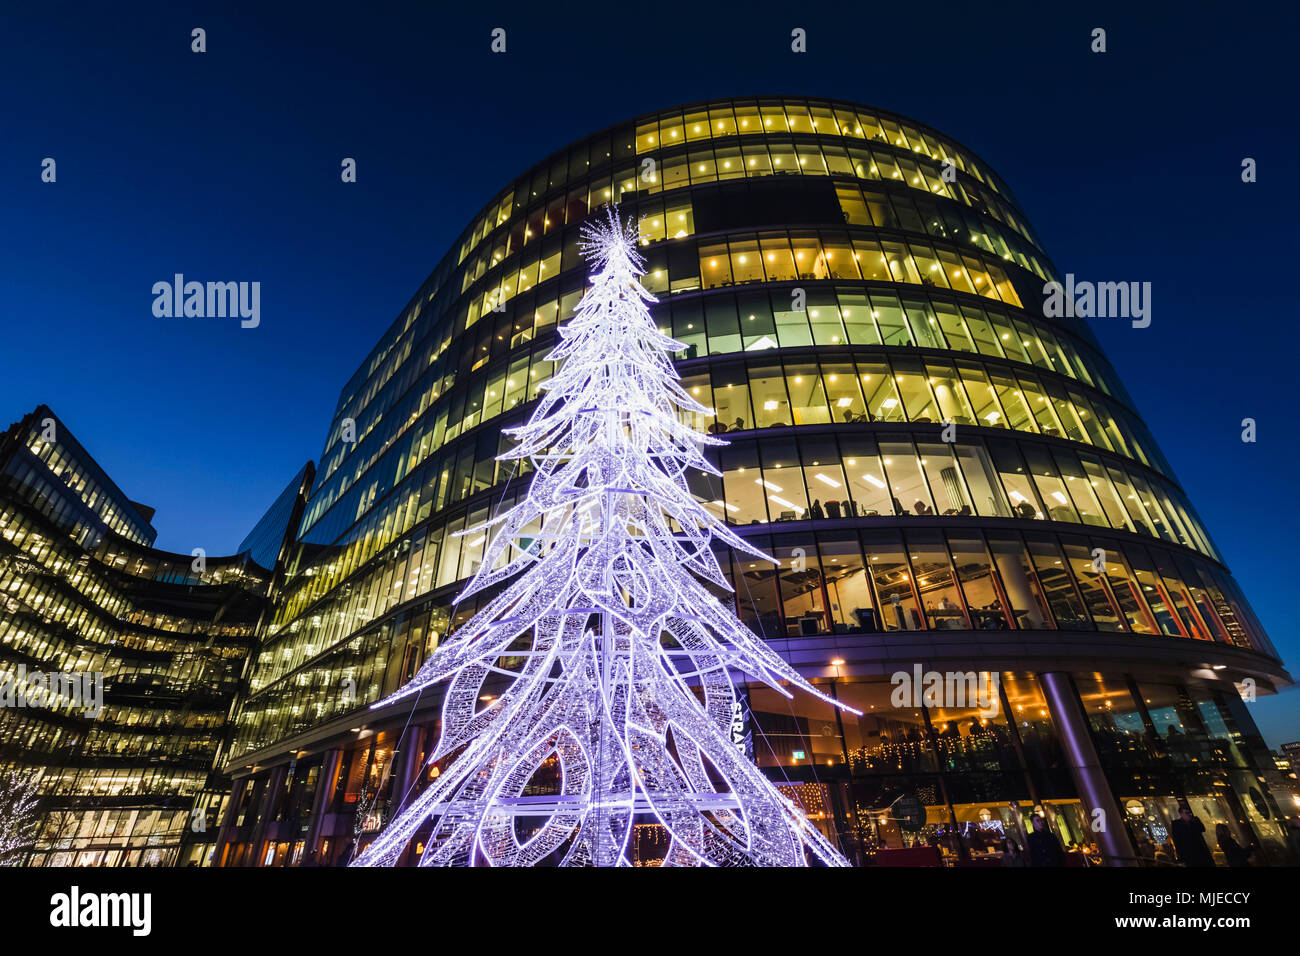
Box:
<box><xmin>2</xmin><ymin>2</ymin><xmax>1296</xmax><ymax>744</ymax></box>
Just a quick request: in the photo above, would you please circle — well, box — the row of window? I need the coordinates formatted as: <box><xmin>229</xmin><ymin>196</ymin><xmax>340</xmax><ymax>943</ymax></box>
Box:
<box><xmin>310</xmin><ymin>268</ymin><xmax>1123</xmax><ymax>525</ymax></box>
<box><xmin>630</xmin><ymin>138</ymin><xmax>1030</xmax><ymax>252</ymax></box>
<box><xmin>1</xmin><ymin>498</ymin><xmax>261</xmax><ymax>659</ymax></box>
<box><xmin>261</xmin><ymin>420</ymin><xmax>1216</xmax><ymax>696</ymax></box>
<box><xmin>35</xmin><ymin>766</ymin><xmax>208</xmax><ymax>799</ymax></box>
<box><xmin>0</xmin><ymin>549</ymin><xmax>237</xmax><ymax>670</ymax></box>
<box><xmin>688</xmin><ymin>231</ymin><xmax>1022</xmax><ymax>303</ymax></box>
<box><xmin>709</xmin><ymin>527</ymin><xmax>1261</xmax><ymax>649</ymax></box>
<box><xmin>456</xmin><ymin>139</ymin><xmax>1040</xmax><ymax>297</ymax></box>
<box><xmin>632</xmin><ymin>98</ymin><xmax>1006</xmax><ymax>193</ymax></box>
<box><xmin>459</xmin><ymin>96</ymin><xmax>1011</xmax><ymax>266</ymax></box>
<box><xmin>678</xmin><ymin>353</ymin><xmax>1158</xmax><ymax>470</ymax></box>
<box><xmin>691</xmin><ymin>430</ymin><xmax>1213</xmax><ymax>558</ymax></box>
<box><xmin>666</xmin><ymin>286</ymin><xmax>1115</xmax><ymax>393</ymax></box>
<box><xmin>234</xmin><ymin>520</ymin><xmax>1271</xmax><ymax>762</ymax></box>
<box><xmin>463</xmin><ymin>227</ymin><xmax>1027</xmax><ymax>332</ymax></box>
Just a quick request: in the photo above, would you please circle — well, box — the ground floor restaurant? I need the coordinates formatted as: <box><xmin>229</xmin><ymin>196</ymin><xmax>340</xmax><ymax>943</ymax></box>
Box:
<box><xmin>213</xmin><ymin>671</ymin><xmax>1297</xmax><ymax>867</ymax></box>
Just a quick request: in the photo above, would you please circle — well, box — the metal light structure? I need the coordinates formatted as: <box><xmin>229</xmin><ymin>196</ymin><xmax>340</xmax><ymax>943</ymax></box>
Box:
<box><xmin>351</xmin><ymin>207</ymin><xmax>855</xmax><ymax>867</ymax></box>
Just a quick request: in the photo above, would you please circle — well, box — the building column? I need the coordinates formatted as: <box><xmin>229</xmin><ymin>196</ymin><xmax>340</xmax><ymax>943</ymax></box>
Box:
<box><xmin>303</xmin><ymin>749</ymin><xmax>342</xmax><ymax>866</ymax></box>
<box><xmin>213</xmin><ymin>775</ymin><xmax>249</xmax><ymax>867</ymax></box>
<box><xmin>1039</xmin><ymin>671</ymin><xmax>1138</xmax><ymax>867</ymax></box>
<box><xmin>390</xmin><ymin>726</ymin><xmax>427</xmax><ymax>815</ymax></box>
<box><xmin>993</xmin><ymin>552</ymin><xmax>1045</xmax><ymax>627</ymax></box>
<box><xmin>247</xmin><ymin>764</ymin><xmax>289</xmax><ymax>867</ymax></box>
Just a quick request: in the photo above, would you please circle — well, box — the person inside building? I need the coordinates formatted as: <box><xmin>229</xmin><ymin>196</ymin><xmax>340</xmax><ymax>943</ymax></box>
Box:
<box><xmin>1214</xmin><ymin>823</ymin><xmax>1252</xmax><ymax>867</ymax></box>
<box><xmin>1000</xmin><ymin>836</ymin><xmax>1027</xmax><ymax>867</ymax></box>
<box><xmin>1169</xmin><ymin>805</ymin><xmax>1215</xmax><ymax>867</ymax></box>
<box><xmin>1026</xmin><ymin>814</ymin><xmax>1065</xmax><ymax>866</ymax></box>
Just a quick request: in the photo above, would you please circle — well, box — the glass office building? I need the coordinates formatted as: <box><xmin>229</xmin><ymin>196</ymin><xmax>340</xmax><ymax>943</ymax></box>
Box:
<box><xmin>215</xmin><ymin>98</ymin><xmax>1292</xmax><ymax>867</ymax></box>
<box><xmin>0</xmin><ymin>406</ymin><xmax>309</xmax><ymax>866</ymax></box>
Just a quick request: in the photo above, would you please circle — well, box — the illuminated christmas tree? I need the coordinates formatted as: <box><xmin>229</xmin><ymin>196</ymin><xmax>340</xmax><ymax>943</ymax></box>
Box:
<box><xmin>353</xmin><ymin>207</ymin><xmax>853</xmax><ymax>867</ymax></box>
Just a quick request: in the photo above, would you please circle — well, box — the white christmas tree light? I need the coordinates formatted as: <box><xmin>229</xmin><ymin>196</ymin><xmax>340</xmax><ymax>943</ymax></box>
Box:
<box><xmin>352</xmin><ymin>206</ymin><xmax>856</xmax><ymax>867</ymax></box>
<box><xmin>0</xmin><ymin>768</ymin><xmax>42</xmax><ymax>866</ymax></box>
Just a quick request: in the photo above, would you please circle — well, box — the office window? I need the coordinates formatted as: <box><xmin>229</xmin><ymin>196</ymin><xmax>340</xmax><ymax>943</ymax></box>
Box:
<box><xmin>729</xmin><ymin>237</ymin><xmax>763</xmax><ymax>283</ymax></box>
<box><xmin>880</xmin><ymin>439</ymin><xmax>933</xmax><ymax>516</ymax></box>
<box><xmin>838</xmin><ymin>291</ymin><xmax>882</xmax><ymax>346</ymax></box>
<box><xmin>679</xmin><ymin>373</ymin><xmax>713</xmax><ymax>433</ymax></box>
<box><xmin>710</xmin><ymin>365</ymin><xmax>752</xmax><ymax>432</ymax></box>
<box><xmin>926</xmin><ymin>360</ymin><xmax>976</xmax><ymax>426</ymax></box>
<box><xmin>1061</xmin><ymin>536</ymin><xmax>1124</xmax><ymax>632</ymax></box>
<box><xmin>719</xmin><ymin>440</ymin><xmax>765</xmax><ymax>524</ymax></box>
<box><xmin>987</xmin><ymin>368</ymin><xmax>1034</xmax><ymax>432</ymax></box>
<box><xmin>839</xmin><ymin>435</ymin><xmax>892</xmax><ymax>517</ymax></box>
<box><xmin>901</xmin><ymin>295</ymin><xmax>943</xmax><ymax>349</ymax></box>
<box><xmin>892</xmin><ymin>358</ymin><xmax>938</xmax><ymax>422</ymax></box>
<box><xmin>705</xmin><ymin>297</ymin><xmax>741</xmax><ymax>355</ymax></box>
<box><xmin>1098</xmin><ymin>545</ymin><xmax>1159</xmax><ymax>634</ymax></box>
<box><xmin>808</xmin><ymin>290</ymin><xmax>847</xmax><ymax>345</ymax></box>
<box><xmin>1021</xmin><ymin>444</ymin><xmax>1078</xmax><ymax>523</ymax></box>
<box><xmin>987</xmin><ymin>439</ymin><xmax>1043</xmax><ymax>520</ymax></box>
<box><xmin>953</xmin><ymin>442</ymin><xmax>1011</xmax><ymax>517</ymax></box>
<box><xmin>728</xmin><ymin>540</ymin><xmax>782</xmax><ymax>633</ymax></box>
<box><xmin>822</xmin><ymin>363</ymin><xmax>866</xmax><ymax>424</ymax></box>
<box><xmin>799</xmin><ymin>434</ymin><xmax>848</xmax><ymax>520</ymax></box>
<box><xmin>905</xmin><ymin>530</ymin><xmax>969</xmax><ymax>629</ymax></box>
<box><xmin>742</xmin><ymin>142</ymin><xmax>773</xmax><ymax>177</ymax></box>
<box><xmin>870</xmin><ymin>293</ymin><xmax>913</xmax><ymax>346</ymax></box>
<box><xmin>1026</xmin><ymin>535</ymin><xmax>1091</xmax><ymax>629</ymax></box>
<box><xmin>760</xmin><ymin>234</ymin><xmax>798</xmax><ymax>282</ymax></box>
<box><xmin>760</xmin><ymin>438</ymin><xmax>808</xmax><ymax>519</ymax></box>
<box><xmin>773</xmin><ymin>297</ymin><xmax>813</xmax><ymax>347</ymax></box>
<box><xmin>863</xmin><ymin>530</ymin><xmax>922</xmax><ymax>631</ymax></box>
<box><xmin>785</xmin><ymin>364</ymin><xmax>831</xmax><ymax>425</ymax></box>
<box><xmin>946</xmin><ymin>533</ymin><xmax>1010</xmax><ymax>629</ymax></box>
<box><xmin>916</xmin><ymin>442</ymin><xmax>972</xmax><ymax>515</ymax></box>
<box><xmin>749</xmin><ymin>365</ymin><xmax>790</xmax><ymax>427</ymax></box>
<box><xmin>853</xmin><ymin>236</ymin><xmax>892</xmax><ymax>281</ymax></box>
<box><xmin>859</xmin><ymin>358</ymin><xmax>903</xmax><ymax>422</ymax></box>
<box><xmin>819</xmin><ymin>533</ymin><xmax>874</xmax><ymax>630</ymax></box>
<box><xmin>772</xmin><ymin>533</ymin><xmax>825</xmax><ymax>632</ymax></box>
<box><xmin>933</xmin><ymin>299</ymin><xmax>974</xmax><ymax>352</ymax></box>
<box><xmin>700</xmin><ymin>240</ymin><xmax>732</xmax><ymax>289</ymax></box>
<box><xmin>1051</xmin><ymin>449</ymin><xmax>1107</xmax><ymax>527</ymax></box>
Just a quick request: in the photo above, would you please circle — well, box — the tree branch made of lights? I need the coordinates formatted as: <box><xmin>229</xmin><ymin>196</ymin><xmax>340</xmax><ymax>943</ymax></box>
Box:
<box><xmin>351</xmin><ymin>206</ymin><xmax>857</xmax><ymax>867</ymax></box>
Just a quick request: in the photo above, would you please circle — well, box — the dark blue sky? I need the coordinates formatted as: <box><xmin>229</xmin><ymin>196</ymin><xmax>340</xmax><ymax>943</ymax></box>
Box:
<box><xmin>3</xmin><ymin>2</ymin><xmax>1296</xmax><ymax>744</ymax></box>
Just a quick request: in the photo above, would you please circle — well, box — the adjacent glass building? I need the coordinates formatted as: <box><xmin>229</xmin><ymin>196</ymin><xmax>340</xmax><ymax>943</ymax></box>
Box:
<box><xmin>0</xmin><ymin>406</ymin><xmax>311</xmax><ymax>866</ymax></box>
<box><xmin>124</xmin><ymin>97</ymin><xmax>1289</xmax><ymax>867</ymax></box>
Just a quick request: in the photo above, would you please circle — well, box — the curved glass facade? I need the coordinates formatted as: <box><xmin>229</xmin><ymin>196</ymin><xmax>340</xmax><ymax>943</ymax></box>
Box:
<box><xmin>217</xmin><ymin>98</ymin><xmax>1290</xmax><ymax>868</ymax></box>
